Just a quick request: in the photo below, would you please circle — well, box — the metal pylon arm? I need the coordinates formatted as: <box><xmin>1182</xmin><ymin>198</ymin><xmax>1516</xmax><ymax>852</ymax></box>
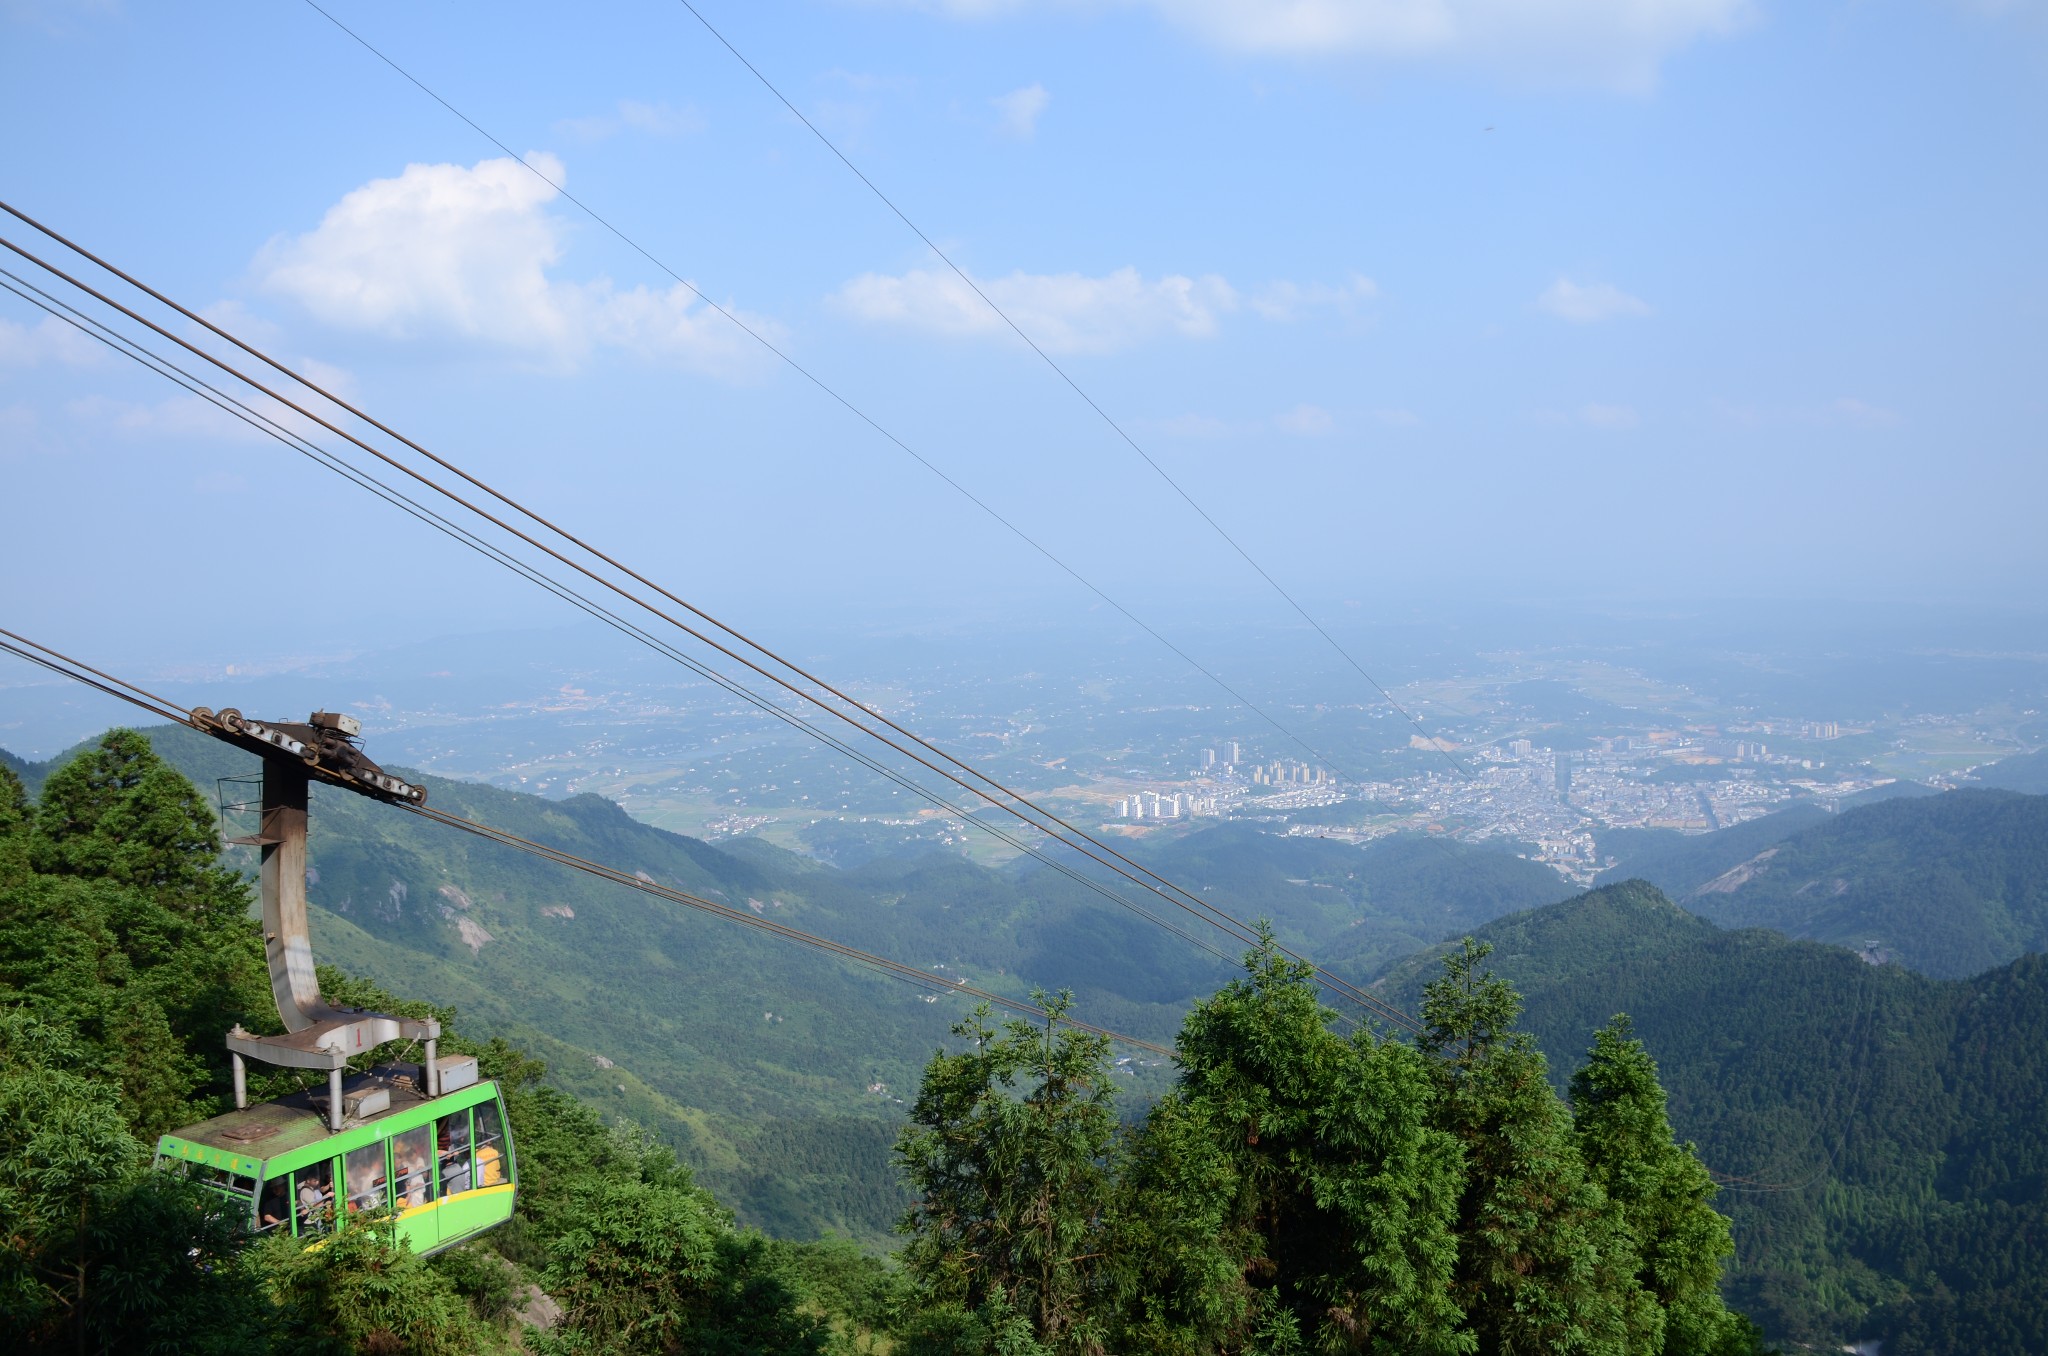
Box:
<box><xmin>195</xmin><ymin>708</ymin><xmax>441</xmax><ymax>1130</ymax></box>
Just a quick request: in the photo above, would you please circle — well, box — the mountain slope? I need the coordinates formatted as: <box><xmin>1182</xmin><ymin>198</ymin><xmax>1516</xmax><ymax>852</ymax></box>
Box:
<box><xmin>1679</xmin><ymin>789</ymin><xmax>2048</xmax><ymax>977</ymax></box>
<box><xmin>1594</xmin><ymin>801</ymin><xmax>1833</xmax><ymax>894</ymax></box>
<box><xmin>1372</xmin><ymin>881</ymin><xmax>2048</xmax><ymax>1348</ymax></box>
<box><xmin>0</xmin><ymin>746</ymin><xmax>51</xmax><ymax>799</ymax></box>
<box><xmin>1976</xmin><ymin>746</ymin><xmax>2048</xmax><ymax>794</ymax></box>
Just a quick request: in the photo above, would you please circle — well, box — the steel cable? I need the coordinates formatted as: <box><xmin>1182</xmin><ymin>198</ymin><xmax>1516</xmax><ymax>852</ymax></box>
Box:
<box><xmin>0</xmin><ymin>266</ymin><xmax>1251</xmax><ymax>980</ymax></box>
<box><xmin>0</xmin><ymin>211</ymin><xmax>1422</xmax><ymax>1033</ymax></box>
<box><xmin>0</xmin><ymin>629</ymin><xmax>1176</xmax><ymax>1056</ymax></box>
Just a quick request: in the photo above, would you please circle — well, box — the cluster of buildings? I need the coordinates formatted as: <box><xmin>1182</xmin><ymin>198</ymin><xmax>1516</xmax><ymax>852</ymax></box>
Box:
<box><xmin>1095</xmin><ymin>710</ymin><xmax>1893</xmax><ymax>881</ymax></box>
<box><xmin>1115</xmin><ymin>791</ymin><xmax>1220</xmax><ymax>820</ymax></box>
<box><xmin>1246</xmin><ymin>759</ymin><xmax>1330</xmax><ymax>787</ymax></box>
<box><xmin>1193</xmin><ymin>744</ymin><xmax>1329</xmax><ymax>787</ymax></box>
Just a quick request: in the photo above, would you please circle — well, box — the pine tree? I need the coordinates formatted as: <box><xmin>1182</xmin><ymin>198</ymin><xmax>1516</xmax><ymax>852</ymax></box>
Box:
<box><xmin>1421</xmin><ymin>939</ymin><xmax>1644</xmax><ymax>1355</ymax></box>
<box><xmin>32</xmin><ymin>729</ymin><xmax>245</xmax><ymax>920</ymax></box>
<box><xmin>23</xmin><ymin>731</ymin><xmax>269</xmax><ymax>1092</ymax></box>
<box><xmin>0</xmin><ymin>763</ymin><xmax>29</xmax><ymax>890</ymax></box>
<box><xmin>1571</xmin><ymin>1017</ymin><xmax>1750</xmax><ymax>1356</ymax></box>
<box><xmin>1120</xmin><ymin>929</ymin><xmax>1467</xmax><ymax>1355</ymax></box>
<box><xmin>896</xmin><ymin>993</ymin><xmax>1117</xmax><ymax>1356</ymax></box>
<box><xmin>0</xmin><ymin>762</ymin><xmax>27</xmax><ymax>838</ymax></box>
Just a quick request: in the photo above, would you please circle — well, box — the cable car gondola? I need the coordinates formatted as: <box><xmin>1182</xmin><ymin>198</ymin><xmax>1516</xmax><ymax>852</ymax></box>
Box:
<box><xmin>153</xmin><ymin>709</ymin><xmax>517</xmax><ymax>1253</ymax></box>
<box><xmin>156</xmin><ymin>1058</ymin><xmax>514</xmax><ymax>1251</ymax></box>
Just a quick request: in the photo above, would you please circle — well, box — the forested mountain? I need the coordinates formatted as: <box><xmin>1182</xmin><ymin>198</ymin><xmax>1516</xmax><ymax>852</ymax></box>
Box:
<box><xmin>1596</xmin><ymin>788</ymin><xmax>2048</xmax><ymax>978</ymax></box>
<box><xmin>1595</xmin><ymin>803</ymin><xmax>1834</xmax><ymax>895</ymax></box>
<box><xmin>3</xmin><ymin>729</ymin><xmax>1774</xmax><ymax>1354</ymax></box>
<box><xmin>1678</xmin><ymin>789</ymin><xmax>2048</xmax><ymax>977</ymax></box>
<box><xmin>9</xmin><ymin>723</ymin><xmax>1567</xmax><ymax>1240</ymax></box>
<box><xmin>17</xmin><ymin>720</ymin><xmax>2046</xmax><ymax>1351</ymax></box>
<box><xmin>1375</xmin><ymin>881</ymin><xmax>2048</xmax><ymax>1350</ymax></box>
<box><xmin>0</xmin><ymin>745</ymin><xmax>50</xmax><ymax>798</ymax></box>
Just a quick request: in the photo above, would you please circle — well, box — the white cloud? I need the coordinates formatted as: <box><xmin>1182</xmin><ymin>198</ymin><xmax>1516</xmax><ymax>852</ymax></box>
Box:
<box><xmin>992</xmin><ymin>83</ymin><xmax>1050</xmax><ymax>138</ymax></box>
<box><xmin>1275</xmin><ymin>403</ymin><xmax>1334</xmax><ymax>435</ymax></box>
<box><xmin>555</xmin><ymin>99</ymin><xmax>705</xmax><ymax>143</ymax></box>
<box><xmin>1580</xmin><ymin>402</ymin><xmax>1638</xmax><ymax>428</ymax></box>
<box><xmin>1249</xmin><ymin>273</ymin><xmax>1377</xmax><ymax>321</ymax></box>
<box><xmin>870</xmin><ymin>0</ymin><xmax>1752</xmax><ymax>89</ymax></box>
<box><xmin>831</xmin><ymin>265</ymin><xmax>1238</xmax><ymax>353</ymax></box>
<box><xmin>255</xmin><ymin>155</ymin><xmax>774</xmax><ymax>377</ymax></box>
<box><xmin>1538</xmin><ymin>276</ymin><xmax>1651</xmax><ymax>323</ymax></box>
<box><xmin>0</xmin><ymin>313</ymin><xmax>103</xmax><ymax>368</ymax></box>
<box><xmin>832</xmin><ymin>263</ymin><xmax>1373</xmax><ymax>352</ymax></box>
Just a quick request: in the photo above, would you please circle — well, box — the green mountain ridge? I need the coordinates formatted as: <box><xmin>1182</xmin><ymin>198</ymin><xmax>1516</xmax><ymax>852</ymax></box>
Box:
<box><xmin>1595</xmin><ymin>786</ymin><xmax>2048</xmax><ymax>980</ymax></box>
<box><xmin>1372</xmin><ymin>880</ymin><xmax>2048</xmax><ymax>1349</ymax></box>
<box><xmin>1677</xmin><ymin>789</ymin><xmax>2048</xmax><ymax>977</ymax></box>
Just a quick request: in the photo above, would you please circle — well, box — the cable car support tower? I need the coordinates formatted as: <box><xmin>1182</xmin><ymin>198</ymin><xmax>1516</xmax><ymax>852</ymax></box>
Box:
<box><xmin>191</xmin><ymin>706</ymin><xmax>439</xmax><ymax>1133</ymax></box>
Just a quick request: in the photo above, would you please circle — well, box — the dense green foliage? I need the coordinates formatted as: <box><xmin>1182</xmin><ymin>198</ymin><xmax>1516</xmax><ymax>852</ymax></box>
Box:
<box><xmin>0</xmin><ymin>735</ymin><xmax>274</xmax><ymax>1138</ymax></box>
<box><xmin>0</xmin><ymin>1005</ymin><xmax>273</xmax><ymax>1353</ymax></box>
<box><xmin>887</xmin><ymin>934</ymin><xmax>1759</xmax><ymax>1355</ymax></box>
<box><xmin>1376</xmin><ymin>880</ymin><xmax>2048</xmax><ymax>1350</ymax></box>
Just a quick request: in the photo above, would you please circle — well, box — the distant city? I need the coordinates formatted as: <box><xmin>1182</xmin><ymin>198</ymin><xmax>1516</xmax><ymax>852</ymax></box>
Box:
<box><xmin>1089</xmin><ymin>719</ymin><xmax>1914</xmax><ymax>884</ymax></box>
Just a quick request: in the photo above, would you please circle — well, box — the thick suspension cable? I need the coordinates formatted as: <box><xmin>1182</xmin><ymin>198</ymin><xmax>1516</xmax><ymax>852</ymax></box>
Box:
<box><xmin>0</xmin><ymin>631</ymin><xmax>1177</xmax><ymax>1056</ymax></box>
<box><xmin>0</xmin><ymin>267</ymin><xmax>1247</xmax><ymax>979</ymax></box>
<box><xmin>0</xmin><ymin>255</ymin><xmax>1272</xmax><ymax>996</ymax></box>
<box><xmin>0</xmin><ymin>215</ymin><xmax>1423</xmax><ymax>1034</ymax></box>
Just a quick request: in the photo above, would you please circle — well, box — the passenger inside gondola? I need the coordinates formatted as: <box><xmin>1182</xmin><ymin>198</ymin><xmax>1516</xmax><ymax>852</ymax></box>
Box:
<box><xmin>295</xmin><ymin>1162</ymin><xmax>332</xmax><ymax>1234</ymax></box>
<box><xmin>437</xmin><ymin>1115</ymin><xmax>471</xmax><ymax>1195</ymax></box>
<box><xmin>258</xmin><ymin>1178</ymin><xmax>289</xmax><ymax>1233</ymax></box>
<box><xmin>476</xmin><ymin>1101</ymin><xmax>508</xmax><ymax>1186</ymax></box>
<box><xmin>345</xmin><ymin>1143</ymin><xmax>386</xmax><ymax>1214</ymax></box>
<box><xmin>394</xmin><ymin>1125</ymin><xmax>433</xmax><ymax>1208</ymax></box>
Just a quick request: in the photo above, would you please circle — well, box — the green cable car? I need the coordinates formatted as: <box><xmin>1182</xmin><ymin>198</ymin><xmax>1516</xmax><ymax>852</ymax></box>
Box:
<box><xmin>156</xmin><ymin>1059</ymin><xmax>515</xmax><ymax>1251</ymax></box>
<box><xmin>155</xmin><ymin>709</ymin><xmax>518</xmax><ymax>1252</ymax></box>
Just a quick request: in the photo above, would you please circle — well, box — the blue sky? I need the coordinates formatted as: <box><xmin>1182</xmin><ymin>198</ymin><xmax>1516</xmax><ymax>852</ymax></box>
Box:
<box><xmin>2</xmin><ymin>0</ymin><xmax>2044</xmax><ymax>676</ymax></box>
